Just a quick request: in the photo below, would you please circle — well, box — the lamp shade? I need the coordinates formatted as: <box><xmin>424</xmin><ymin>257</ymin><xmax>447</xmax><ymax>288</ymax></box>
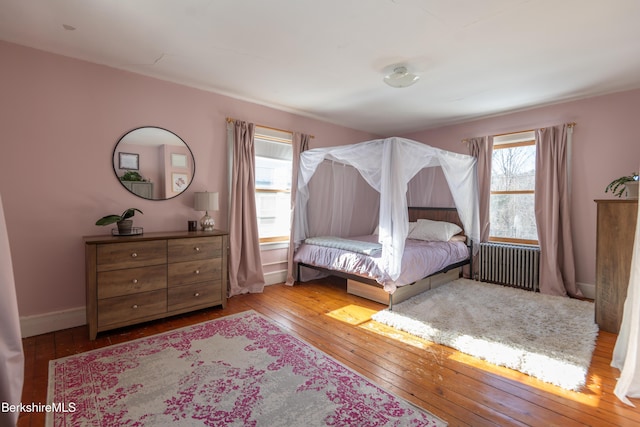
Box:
<box><xmin>194</xmin><ymin>192</ymin><xmax>219</xmax><ymax>212</ymax></box>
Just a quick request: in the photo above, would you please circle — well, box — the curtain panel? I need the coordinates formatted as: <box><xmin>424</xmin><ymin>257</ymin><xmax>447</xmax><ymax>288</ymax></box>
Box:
<box><xmin>534</xmin><ymin>124</ymin><xmax>582</xmax><ymax>297</ymax></box>
<box><xmin>0</xmin><ymin>194</ymin><xmax>24</xmax><ymax>427</ymax></box>
<box><xmin>227</xmin><ymin>120</ymin><xmax>266</xmax><ymax>296</ymax></box>
<box><xmin>285</xmin><ymin>132</ymin><xmax>310</xmax><ymax>286</ymax></box>
<box><xmin>467</xmin><ymin>136</ymin><xmax>493</xmax><ymax>279</ymax></box>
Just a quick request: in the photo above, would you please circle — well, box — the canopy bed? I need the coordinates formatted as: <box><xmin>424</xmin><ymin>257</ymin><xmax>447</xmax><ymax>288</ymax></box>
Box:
<box><xmin>291</xmin><ymin>137</ymin><xmax>480</xmax><ymax>307</ymax></box>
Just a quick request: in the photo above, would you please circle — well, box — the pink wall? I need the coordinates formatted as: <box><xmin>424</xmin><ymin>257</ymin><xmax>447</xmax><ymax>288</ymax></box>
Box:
<box><xmin>401</xmin><ymin>89</ymin><xmax>640</xmax><ymax>289</ymax></box>
<box><xmin>0</xmin><ymin>41</ymin><xmax>376</xmax><ymax>318</ymax></box>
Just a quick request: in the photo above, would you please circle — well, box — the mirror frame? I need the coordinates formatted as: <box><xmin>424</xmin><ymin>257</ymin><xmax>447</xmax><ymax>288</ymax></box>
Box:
<box><xmin>112</xmin><ymin>126</ymin><xmax>196</xmax><ymax>200</ymax></box>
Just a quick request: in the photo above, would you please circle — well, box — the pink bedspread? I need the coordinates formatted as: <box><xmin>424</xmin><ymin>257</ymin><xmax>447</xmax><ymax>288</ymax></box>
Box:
<box><xmin>294</xmin><ymin>234</ymin><xmax>469</xmax><ymax>293</ymax></box>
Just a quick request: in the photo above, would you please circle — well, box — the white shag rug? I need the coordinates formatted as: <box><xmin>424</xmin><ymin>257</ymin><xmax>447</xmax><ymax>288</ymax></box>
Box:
<box><xmin>372</xmin><ymin>278</ymin><xmax>599</xmax><ymax>391</ymax></box>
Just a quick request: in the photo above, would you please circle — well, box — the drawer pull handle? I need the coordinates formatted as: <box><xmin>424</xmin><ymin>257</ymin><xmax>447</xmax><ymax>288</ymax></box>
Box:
<box><xmin>195</xmin><ymin>247</ymin><xmax>200</xmax><ymax>252</ymax></box>
<box><xmin>132</xmin><ymin>304</ymin><xmax>139</xmax><ymax>309</ymax></box>
<box><xmin>131</xmin><ymin>253</ymin><xmax>138</xmax><ymax>258</ymax></box>
<box><xmin>194</xmin><ymin>270</ymin><xmax>200</xmax><ymax>274</ymax></box>
<box><xmin>194</xmin><ymin>292</ymin><xmax>200</xmax><ymax>297</ymax></box>
<box><xmin>132</xmin><ymin>279</ymin><xmax>138</xmax><ymax>284</ymax></box>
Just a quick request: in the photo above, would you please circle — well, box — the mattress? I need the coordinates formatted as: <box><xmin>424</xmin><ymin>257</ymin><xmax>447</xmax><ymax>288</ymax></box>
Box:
<box><xmin>294</xmin><ymin>234</ymin><xmax>469</xmax><ymax>293</ymax></box>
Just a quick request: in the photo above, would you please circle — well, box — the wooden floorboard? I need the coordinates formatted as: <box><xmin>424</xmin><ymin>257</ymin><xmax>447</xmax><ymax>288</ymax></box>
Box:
<box><xmin>18</xmin><ymin>277</ymin><xmax>640</xmax><ymax>426</ymax></box>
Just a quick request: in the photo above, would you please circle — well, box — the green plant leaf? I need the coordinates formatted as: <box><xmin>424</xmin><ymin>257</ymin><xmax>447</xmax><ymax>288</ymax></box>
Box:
<box><xmin>95</xmin><ymin>215</ymin><xmax>124</xmax><ymax>226</ymax></box>
<box><xmin>605</xmin><ymin>174</ymin><xmax>637</xmax><ymax>198</ymax></box>
<box><xmin>95</xmin><ymin>208</ymin><xmax>143</xmax><ymax>225</ymax></box>
<box><xmin>120</xmin><ymin>208</ymin><xmax>143</xmax><ymax>220</ymax></box>
<box><xmin>120</xmin><ymin>171</ymin><xmax>144</xmax><ymax>181</ymax></box>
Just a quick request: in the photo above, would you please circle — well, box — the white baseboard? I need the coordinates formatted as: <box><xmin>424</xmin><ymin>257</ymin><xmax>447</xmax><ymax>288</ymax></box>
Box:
<box><xmin>20</xmin><ymin>306</ymin><xmax>85</xmax><ymax>338</ymax></box>
<box><xmin>264</xmin><ymin>269</ymin><xmax>287</xmax><ymax>286</ymax></box>
<box><xmin>18</xmin><ymin>271</ymin><xmax>288</xmax><ymax>337</ymax></box>
<box><xmin>577</xmin><ymin>282</ymin><xmax>595</xmax><ymax>300</ymax></box>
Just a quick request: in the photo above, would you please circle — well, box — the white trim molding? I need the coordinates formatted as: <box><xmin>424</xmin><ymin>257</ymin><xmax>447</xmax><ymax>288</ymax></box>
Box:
<box><xmin>20</xmin><ymin>306</ymin><xmax>85</xmax><ymax>338</ymax></box>
<box><xmin>577</xmin><ymin>282</ymin><xmax>595</xmax><ymax>300</ymax></box>
<box><xmin>264</xmin><ymin>269</ymin><xmax>287</xmax><ymax>286</ymax></box>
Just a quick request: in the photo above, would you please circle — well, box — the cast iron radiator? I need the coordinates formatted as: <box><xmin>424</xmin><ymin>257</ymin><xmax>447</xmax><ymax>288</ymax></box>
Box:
<box><xmin>479</xmin><ymin>242</ymin><xmax>540</xmax><ymax>292</ymax></box>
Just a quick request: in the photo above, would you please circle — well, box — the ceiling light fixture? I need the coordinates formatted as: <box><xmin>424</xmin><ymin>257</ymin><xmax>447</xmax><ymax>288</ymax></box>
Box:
<box><xmin>383</xmin><ymin>66</ymin><xmax>420</xmax><ymax>88</ymax></box>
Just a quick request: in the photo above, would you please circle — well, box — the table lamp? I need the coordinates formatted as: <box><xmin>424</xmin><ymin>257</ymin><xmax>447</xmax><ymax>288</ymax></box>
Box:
<box><xmin>194</xmin><ymin>191</ymin><xmax>219</xmax><ymax>231</ymax></box>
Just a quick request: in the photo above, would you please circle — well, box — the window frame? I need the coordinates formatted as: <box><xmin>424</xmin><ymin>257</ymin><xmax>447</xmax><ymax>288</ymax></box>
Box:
<box><xmin>253</xmin><ymin>127</ymin><xmax>293</xmax><ymax>244</ymax></box>
<box><xmin>489</xmin><ymin>136</ymin><xmax>539</xmax><ymax>246</ymax></box>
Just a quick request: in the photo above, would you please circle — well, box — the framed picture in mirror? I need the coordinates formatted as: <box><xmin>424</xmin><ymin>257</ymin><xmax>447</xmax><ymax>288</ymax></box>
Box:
<box><xmin>172</xmin><ymin>173</ymin><xmax>188</xmax><ymax>193</ymax></box>
<box><xmin>171</xmin><ymin>153</ymin><xmax>187</xmax><ymax>168</ymax></box>
<box><xmin>119</xmin><ymin>152</ymin><xmax>139</xmax><ymax>170</ymax></box>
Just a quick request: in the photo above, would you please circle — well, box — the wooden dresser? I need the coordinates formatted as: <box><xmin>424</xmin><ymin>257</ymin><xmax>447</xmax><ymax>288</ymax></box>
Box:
<box><xmin>595</xmin><ymin>199</ymin><xmax>638</xmax><ymax>333</ymax></box>
<box><xmin>85</xmin><ymin>230</ymin><xmax>228</xmax><ymax>339</ymax></box>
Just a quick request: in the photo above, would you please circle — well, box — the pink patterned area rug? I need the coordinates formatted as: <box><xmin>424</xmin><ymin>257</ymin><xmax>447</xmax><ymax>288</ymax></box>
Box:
<box><xmin>47</xmin><ymin>310</ymin><xmax>445</xmax><ymax>426</ymax></box>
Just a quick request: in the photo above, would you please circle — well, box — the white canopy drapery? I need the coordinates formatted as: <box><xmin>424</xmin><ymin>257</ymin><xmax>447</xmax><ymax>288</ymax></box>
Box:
<box><xmin>0</xmin><ymin>194</ymin><xmax>24</xmax><ymax>427</ymax></box>
<box><xmin>293</xmin><ymin>137</ymin><xmax>480</xmax><ymax>283</ymax></box>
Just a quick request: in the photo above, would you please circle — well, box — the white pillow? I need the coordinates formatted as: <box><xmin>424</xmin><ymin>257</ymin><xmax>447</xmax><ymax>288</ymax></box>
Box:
<box><xmin>408</xmin><ymin>221</ymin><xmax>417</xmax><ymax>235</ymax></box>
<box><xmin>408</xmin><ymin>219</ymin><xmax>463</xmax><ymax>242</ymax></box>
<box><xmin>373</xmin><ymin>222</ymin><xmax>417</xmax><ymax>235</ymax></box>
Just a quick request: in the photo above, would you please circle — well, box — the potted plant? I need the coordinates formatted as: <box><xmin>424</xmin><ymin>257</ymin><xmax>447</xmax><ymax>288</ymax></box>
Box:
<box><xmin>605</xmin><ymin>172</ymin><xmax>639</xmax><ymax>199</ymax></box>
<box><xmin>95</xmin><ymin>208</ymin><xmax>143</xmax><ymax>235</ymax></box>
<box><xmin>120</xmin><ymin>171</ymin><xmax>145</xmax><ymax>182</ymax></box>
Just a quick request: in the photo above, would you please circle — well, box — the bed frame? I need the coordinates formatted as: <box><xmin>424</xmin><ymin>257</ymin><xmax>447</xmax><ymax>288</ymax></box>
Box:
<box><xmin>296</xmin><ymin>207</ymin><xmax>473</xmax><ymax>309</ymax></box>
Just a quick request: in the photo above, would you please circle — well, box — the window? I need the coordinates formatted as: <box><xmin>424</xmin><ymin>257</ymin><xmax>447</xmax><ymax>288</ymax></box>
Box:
<box><xmin>254</xmin><ymin>126</ymin><xmax>293</xmax><ymax>243</ymax></box>
<box><xmin>489</xmin><ymin>131</ymin><xmax>538</xmax><ymax>245</ymax></box>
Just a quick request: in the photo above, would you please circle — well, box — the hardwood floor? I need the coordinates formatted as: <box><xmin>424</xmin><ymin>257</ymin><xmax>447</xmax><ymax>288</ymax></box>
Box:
<box><xmin>19</xmin><ymin>277</ymin><xmax>640</xmax><ymax>426</ymax></box>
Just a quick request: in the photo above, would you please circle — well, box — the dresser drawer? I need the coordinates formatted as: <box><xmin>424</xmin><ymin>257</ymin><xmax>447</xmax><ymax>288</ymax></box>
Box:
<box><xmin>97</xmin><ymin>289</ymin><xmax>167</xmax><ymax>327</ymax></box>
<box><xmin>168</xmin><ymin>258</ymin><xmax>221</xmax><ymax>286</ymax></box>
<box><xmin>97</xmin><ymin>265</ymin><xmax>167</xmax><ymax>299</ymax></box>
<box><xmin>168</xmin><ymin>236</ymin><xmax>222</xmax><ymax>263</ymax></box>
<box><xmin>97</xmin><ymin>240</ymin><xmax>166</xmax><ymax>272</ymax></box>
<box><xmin>168</xmin><ymin>281</ymin><xmax>222</xmax><ymax>312</ymax></box>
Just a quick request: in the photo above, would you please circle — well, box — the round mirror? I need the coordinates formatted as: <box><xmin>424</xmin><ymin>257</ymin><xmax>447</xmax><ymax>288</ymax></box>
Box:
<box><xmin>112</xmin><ymin>127</ymin><xmax>195</xmax><ymax>200</ymax></box>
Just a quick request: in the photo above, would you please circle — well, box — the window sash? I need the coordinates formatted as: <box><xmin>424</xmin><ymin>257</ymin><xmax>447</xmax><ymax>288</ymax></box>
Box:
<box><xmin>491</xmin><ymin>190</ymin><xmax>534</xmax><ymax>195</ymax></box>
<box><xmin>254</xmin><ymin>126</ymin><xmax>293</xmax><ymax>244</ymax></box>
<box><xmin>489</xmin><ymin>135</ymin><xmax>538</xmax><ymax>244</ymax></box>
<box><xmin>255</xmin><ymin>189</ymin><xmax>291</xmax><ymax>243</ymax></box>
<box><xmin>489</xmin><ymin>236</ymin><xmax>539</xmax><ymax>246</ymax></box>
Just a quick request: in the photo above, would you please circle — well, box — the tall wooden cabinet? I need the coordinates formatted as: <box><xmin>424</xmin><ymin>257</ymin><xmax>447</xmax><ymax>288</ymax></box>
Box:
<box><xmin>85</xmin><ymin>230</ymin><xmax>228</xmax><ymax>339</ymax></box>
<box><xmin>595</xmin><ymin>199</ymin><xmax>638</xmax><ymax>333</ymax></box>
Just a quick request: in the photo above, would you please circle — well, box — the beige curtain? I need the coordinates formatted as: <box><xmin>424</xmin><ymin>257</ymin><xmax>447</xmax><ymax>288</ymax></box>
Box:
<box><xmin>535</xmin><ymin>124</ymin><xmax>582</xmax><ymax>297</ymax></box>
<box><xmin>228</xmin><ymin>120</ymin><xmax>265</xmax><ymax>296</ymax></box>
<box><xmin>285</xmin><ymin>132</ymin><xmax>310</xmax><ymax>286</ymax></box>
<box><xmin>0</xmin><ymin>194</ymin><xmax>24</xmax><ymax>427</ymax></box>
<box><xmin>467</xmin><ymin>136</ymin><xmax>493</xmax><ymax>279</ymax></box>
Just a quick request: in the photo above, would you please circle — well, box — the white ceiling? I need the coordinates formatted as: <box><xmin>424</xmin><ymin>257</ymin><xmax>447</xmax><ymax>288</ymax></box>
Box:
<box><xmin>1</xmin><ymin>0</ymin><xmax>640</xmax><ymax>135</ymax></box>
